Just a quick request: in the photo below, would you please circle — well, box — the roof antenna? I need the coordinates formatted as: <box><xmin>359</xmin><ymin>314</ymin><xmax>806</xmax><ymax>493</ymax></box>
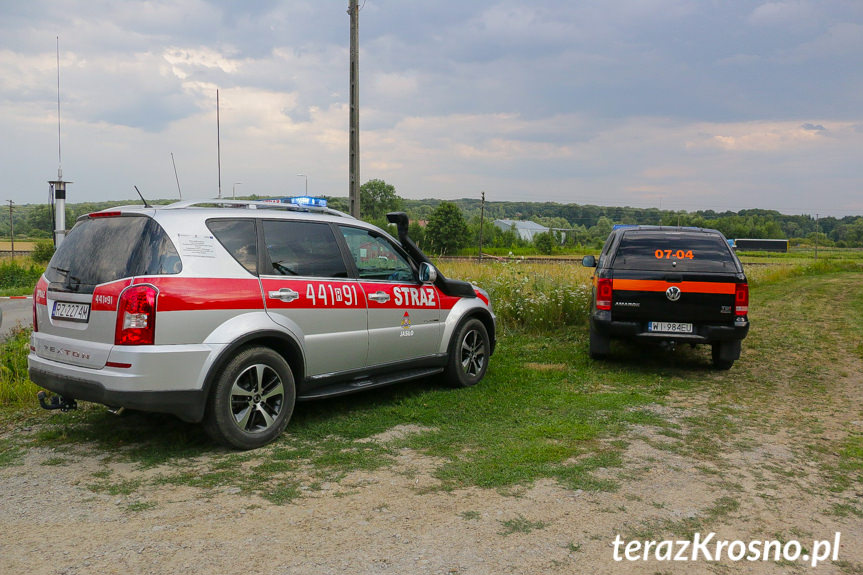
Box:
<box><xmin>134</xmin><ymin>185</ymin><xmax>152</xmax><ymax>208</ymax></box>
<box><xmin>171</xmin><ymin>152</ymin><xmax>183</xmax><ymax>199</ymax></box>
<box><xmin>216</xmin><ymin>88</ymin><xmax>222</xmax><ymax>199</ymax></box>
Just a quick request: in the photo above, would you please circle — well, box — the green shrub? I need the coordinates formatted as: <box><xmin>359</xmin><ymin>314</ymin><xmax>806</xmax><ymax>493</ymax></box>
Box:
<box><xmin>0</xmin><ymin>261</ymin><xmax>43</xmax><ymax>290</ymax></box>
<box><xmin>31</xmin><ymin>240</ymin><xmax>55</xmax><ymax>264</ymax></box>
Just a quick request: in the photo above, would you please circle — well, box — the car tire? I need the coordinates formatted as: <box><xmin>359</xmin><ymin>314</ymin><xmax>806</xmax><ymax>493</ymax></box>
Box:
<box><xmin>204</xmin><ymin>346</ymin><xmax>296</xmax><ymax>450</ymax></box>
<box><xmin>589</xmin><ymin>325</ymin><xmax>610</xmax><ymax>359</ymax></box>
<box><xmin>444</xmin><ymin>318</ymin><xmax>489</xmax><ymax>388</ymax></box>
<box><xmin>711</xmin><ymin>342</ymin><xmax>736</xmax><ymax>370</ymax></box>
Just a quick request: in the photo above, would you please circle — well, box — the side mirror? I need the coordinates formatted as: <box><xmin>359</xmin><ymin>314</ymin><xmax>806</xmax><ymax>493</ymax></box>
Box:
<box><xmin>581</xmin><ymin>255</ymin><xmax>597</xmax><ymax>267</ymax></box>
<box><xmin>419</xmin><ymin>262</ymin><xmax>438</xmax><ymax>283</ymax></box>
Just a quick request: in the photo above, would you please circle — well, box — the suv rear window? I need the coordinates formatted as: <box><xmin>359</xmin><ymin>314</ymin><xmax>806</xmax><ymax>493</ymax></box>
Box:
<box><xmin>45</xmin><ymin>215</ymin><xmax>181</xmax><ymax>293</ymax></box>
<box><xmin>612</xmin><ymin>232</ymin><xmax>738</xmax><ymax>272</ymax></box>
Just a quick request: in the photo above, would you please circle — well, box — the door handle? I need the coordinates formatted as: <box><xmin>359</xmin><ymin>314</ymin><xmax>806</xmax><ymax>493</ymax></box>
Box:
<box><xmin>268</xmin><ymin>288</ymin><xmax>300</xmax><ymax>303</ymax></box>
<box><xmin>368</xmin><ymin>291</ymin><xmax>390</xmax><ymax>304</ymax></box>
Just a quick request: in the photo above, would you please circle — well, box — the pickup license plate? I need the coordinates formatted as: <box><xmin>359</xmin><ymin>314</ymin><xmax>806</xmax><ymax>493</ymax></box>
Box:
<box><xmin>52</xmin><ymin>301</ymin><xmax>91</xmax><ymax>323</ymax></box>
<box><xmin>648</xmin><ymin>321</ymin><xmax>693</xmax><ymax>334</ymax></box>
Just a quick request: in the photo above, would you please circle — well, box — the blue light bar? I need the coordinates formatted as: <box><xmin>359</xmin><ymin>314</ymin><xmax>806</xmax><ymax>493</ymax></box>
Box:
<box><xmin>262</xmin><ymin>196</ymin><xmax>328</xmax><ymax>207</ymax></box>
<box><xmin>288</xmin><ymin>196</ymin><xmax>327</xmax><ymax>207</ymax></box>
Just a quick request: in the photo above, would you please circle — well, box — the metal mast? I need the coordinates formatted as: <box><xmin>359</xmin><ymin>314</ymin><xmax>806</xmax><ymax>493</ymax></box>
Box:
<box><xmin>348</xmin><ymin>0</ymin><xmax>360</xmax><ymax>218</ymax></box>
<box><xmin>48</xmin><ymin>36</ymin><xmax>70</xmax><ymax>247</ymax></box>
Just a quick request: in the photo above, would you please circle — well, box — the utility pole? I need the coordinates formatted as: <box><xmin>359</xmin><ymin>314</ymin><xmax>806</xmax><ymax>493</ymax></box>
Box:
<box><xmin>814</xmin><ymin>213</ymin><xmax>819</xmax><ymax>261</ymax></box>
<box><xmin>6</xmin><ymin>200</ymin><xmax>14</xmax><ymax>259</ymax></box>
<box><xmin>348</xmin><ymin>0</ymin><xmax>361</xmax><ymax>218</ymax></box>
<box><xmin>478</xmin><ymin>191</ymin><xmax>486</xmax><ymax>261</ymax></box>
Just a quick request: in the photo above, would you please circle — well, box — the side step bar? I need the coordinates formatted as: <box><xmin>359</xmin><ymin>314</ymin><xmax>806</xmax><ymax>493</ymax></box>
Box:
<box><xmin>297</xmin><ymin>367</ymin><xmax>444</xmax><ymax>401</ymax></box>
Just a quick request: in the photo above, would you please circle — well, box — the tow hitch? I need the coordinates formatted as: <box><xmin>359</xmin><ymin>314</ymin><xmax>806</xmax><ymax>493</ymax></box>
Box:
<box><xmin>659</xmin><ymin>340</ymin><xmax>677</xmax><ymax>352</ymax></box>
<box><xmin>37</xmin><ymin>391</ymin><xmax>78</xmax><ymax>412</ymax></box>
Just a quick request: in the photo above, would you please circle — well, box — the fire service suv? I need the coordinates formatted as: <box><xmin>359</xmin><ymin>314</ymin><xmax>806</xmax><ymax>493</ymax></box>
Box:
<box><xmin>29</xmin><ymin>199</ymin><xmax>495</xmax><ymax>449</ymax></box>
<box><xmin>582</xmin><ymin>226</ymin><xmax>749</xmax><ymax>369</ymax></box>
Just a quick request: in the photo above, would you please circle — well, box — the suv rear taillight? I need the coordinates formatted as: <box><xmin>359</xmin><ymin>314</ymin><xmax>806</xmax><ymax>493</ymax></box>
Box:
<box><xmin>596</xmin><ymin>278</ymin><xmax>613</xmax><ymax>311</ymax></box>
<box><xmin>735</xmin><ymin>283</ymin><xmax>749</xmax><ymax>316</ymax></box>
<box><xmin>115</xmin><ymin>285</ymin><xmax>157</xmax><ymax>345</ymax></box>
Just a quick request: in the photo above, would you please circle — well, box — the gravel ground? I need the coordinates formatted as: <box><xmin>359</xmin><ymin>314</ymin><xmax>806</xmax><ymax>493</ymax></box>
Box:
<box><xmin>2</xmin><ymin>381</ymin><xmax>862</xmax><ymax>575</ymax></box>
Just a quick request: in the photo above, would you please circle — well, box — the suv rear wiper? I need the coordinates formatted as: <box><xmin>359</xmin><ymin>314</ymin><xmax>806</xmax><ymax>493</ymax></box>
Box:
<box><xmin>64</xmin><ymin>275</ymin><xmax>82</xmax><ymax>292</ymax></box>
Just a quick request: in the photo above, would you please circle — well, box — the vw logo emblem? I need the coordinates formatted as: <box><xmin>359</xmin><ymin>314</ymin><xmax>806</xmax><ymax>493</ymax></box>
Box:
<box><xmin>666</xmin><ymin>286</ymin><xmax>682</xmax><ymax>301</ymax></box>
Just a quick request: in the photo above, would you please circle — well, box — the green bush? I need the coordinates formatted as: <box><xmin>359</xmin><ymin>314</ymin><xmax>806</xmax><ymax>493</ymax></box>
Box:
<box><xmin>31</xmin><ymin>240</ymin><xmax>55</xmax><ymax>264</ymax></box>
<box><xmin>0</xmin><ymin>261</ymin><xmax>43</xmax><ymax>290</ymax></box>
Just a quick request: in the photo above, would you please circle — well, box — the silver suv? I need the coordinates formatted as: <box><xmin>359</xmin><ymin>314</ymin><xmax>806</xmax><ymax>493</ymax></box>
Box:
<box><xmin>28</xmin><ymin>200</ymin><xmax>495</xmax><ymax>449</ymax></box>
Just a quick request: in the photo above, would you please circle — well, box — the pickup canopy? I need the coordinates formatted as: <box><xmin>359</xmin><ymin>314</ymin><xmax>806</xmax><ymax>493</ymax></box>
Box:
<box><xmin>611</xmin><ymin>230</ymin><xmax>741</xmax><ymax>273</ymax></box>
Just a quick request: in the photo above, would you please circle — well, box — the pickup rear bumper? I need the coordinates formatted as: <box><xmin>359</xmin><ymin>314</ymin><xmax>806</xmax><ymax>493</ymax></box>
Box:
<box><xmin>590</xmin><ymin>311</ymin><xmax>749</xmax><ymax>343</ymax></box>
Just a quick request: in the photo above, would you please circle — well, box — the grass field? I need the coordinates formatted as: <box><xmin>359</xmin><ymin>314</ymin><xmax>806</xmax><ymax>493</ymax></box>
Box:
<box><xmin>0</xmin><ymin>241</ymin><xmax>37</xmax><ymax>251</ymax></box>
<box><xmin>2</xmin><ymin>260</ymin><xmax>862</xmax><ymax>508</ymax></box>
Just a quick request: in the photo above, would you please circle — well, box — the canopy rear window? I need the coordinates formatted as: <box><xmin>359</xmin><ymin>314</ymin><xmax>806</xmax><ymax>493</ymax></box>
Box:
<box><xmin>612</xmin><ymin>232</ymin><xmax>739</xmax><ymax>272</ymax></box>
<box><xmin>45</xmin><ymin>215</ymin><xmax>181</xmax><ymax>293</ymax></box>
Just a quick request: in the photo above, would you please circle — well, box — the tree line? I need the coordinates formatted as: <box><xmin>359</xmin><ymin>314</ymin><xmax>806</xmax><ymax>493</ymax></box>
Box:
<box><xmin>3</xmin><ymin>180</ymin><xmax>862</xmax><ymax>253</ymax></box>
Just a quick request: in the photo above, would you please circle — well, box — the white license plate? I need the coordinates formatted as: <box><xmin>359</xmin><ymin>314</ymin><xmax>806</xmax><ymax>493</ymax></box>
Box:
<box><xmin>648</xmin><ymin>321</ymin><xmax>693</xmax><ymax>334</ymax></box>
<box><xmin>52</xmin><ymin>301</ymin><xmax>91</xmax><ymax>323</ymax></box>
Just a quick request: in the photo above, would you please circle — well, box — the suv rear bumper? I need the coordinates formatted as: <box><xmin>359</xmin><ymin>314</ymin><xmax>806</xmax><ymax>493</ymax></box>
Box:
<box><xmin>29</xmin><ymin>366</ymin><xmax>206</xmax><ymax>422</ymax></box>
<box><xmin>27</xmin><ymin>343</ymin><xmax>218</xmax><ymax>422</ymax></box>
<box><xmin>590</xmin><ymin>312</ymin><xmax>749</xmax><ymax>343</ymax></box>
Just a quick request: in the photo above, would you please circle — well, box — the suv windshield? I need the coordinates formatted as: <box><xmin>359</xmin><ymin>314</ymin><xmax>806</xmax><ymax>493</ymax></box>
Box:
<box><xmin>612</xmin><ymin>231</ymin><xmax>738</xmax><ymax>272</ymax></box>
<box><xmin>46</xmin><ymin>215</ymin><xmax>181</xmax><ymax>293</ymax></box>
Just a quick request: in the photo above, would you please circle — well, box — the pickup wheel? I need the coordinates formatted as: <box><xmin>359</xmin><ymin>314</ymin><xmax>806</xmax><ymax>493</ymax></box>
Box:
<box><xmin>204</xmin><ymin>346</ymin><xmax>296</xmax><ymax>450</ymax></box>
<box><xmin>711</xmin><ymin>342</ymin><xmax>737</xmax><ymax>370</ymax></box>
<box><xmin>589</xmin><ymin>325</ymin><xmax>611</xmax><ymax>359</ymax></box>
<box><xmin>445</xmin><ymin>318</ymin><xmax>489</xmax><ymax>388</ymax></box>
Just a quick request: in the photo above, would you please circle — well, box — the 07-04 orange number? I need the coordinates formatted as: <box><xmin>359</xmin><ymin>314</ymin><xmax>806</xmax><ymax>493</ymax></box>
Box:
<box><xmin>654</xmin><ymin>249</ymin><xmax>694</xmax><ymax>260</ymax></box>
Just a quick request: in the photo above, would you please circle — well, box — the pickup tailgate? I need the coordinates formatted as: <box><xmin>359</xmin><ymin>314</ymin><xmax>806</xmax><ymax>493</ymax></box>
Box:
<box><xmin>610</xmin><ymin>271</ymin><xmax>739</xmax><ymax>324</ymax></box>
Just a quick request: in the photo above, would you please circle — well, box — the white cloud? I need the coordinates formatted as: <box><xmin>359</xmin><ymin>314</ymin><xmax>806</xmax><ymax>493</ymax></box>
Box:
<box><xmin>685</xmin><ymin>121</ymin><xmax>830</xmax><ymax>153</ymax></box>
<box><xmin>748</xmin><ymin>1</ymin><xmax>818</xmax><ymax>27</ymax></box>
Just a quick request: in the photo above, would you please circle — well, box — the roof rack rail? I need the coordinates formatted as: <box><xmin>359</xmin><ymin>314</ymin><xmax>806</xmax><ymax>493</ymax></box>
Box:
<box><xmin>159</xmin><ymin>199</ymin><xmax>354</xmax><ymax>219</ymax></box>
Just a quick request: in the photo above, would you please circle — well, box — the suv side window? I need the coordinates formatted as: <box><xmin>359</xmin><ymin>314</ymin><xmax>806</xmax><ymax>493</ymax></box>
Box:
<box><xmin>262</xmin><ymin>220</ymin><xmax>348</xmax><ymax>278</ymax></box>
<box><xmin>338</xmin><ymin>226</ymin><xmax>415</xmax><ymax>282</ymax></box>
<box><xmin>207</xmin><ymin>219</ymin><xmax>258</xmax><ymax>275</ymax></box>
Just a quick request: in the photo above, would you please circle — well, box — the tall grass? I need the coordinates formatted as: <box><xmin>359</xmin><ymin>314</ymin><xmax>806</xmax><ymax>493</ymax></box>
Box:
<box><xmin>0</xmin><ymin>327</ymin><xmax>38</xmax><ymax>407</ymax></box>
<box><xmin>437</xmin><ymin>258</ymin><xmax>593</xmax><ymax>333</ymax></box>
<box><xmin>744</xmin><ymin>258</ymin><xmax>863</xmax><ymax>285</ymax></box>
<box><xmin>0</xmin><ymin>260</ymin><xmax>43</xmax><ymax>296</ymax></box>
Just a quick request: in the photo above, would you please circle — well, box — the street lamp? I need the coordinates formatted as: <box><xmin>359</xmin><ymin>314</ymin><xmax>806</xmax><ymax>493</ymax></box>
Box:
<box><xmin>297</xmin><ymin>174</ymin><xmax>308</xmax><ymax>196</ymax></box>
<box><xmin>232</xmin><ymin>182</ymin><xmax>242</xmax><ymax>198</ymax></box>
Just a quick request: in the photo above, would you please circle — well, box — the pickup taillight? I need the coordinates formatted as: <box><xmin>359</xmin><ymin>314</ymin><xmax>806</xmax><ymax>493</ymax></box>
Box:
<box><xmin>115</xmin><ymin>285</ymin><xmax>157</xmax><ymax>345</ymax></box>
<box><xmin>735</xmin><ymin>283</ymin><xmax>749</xmax><ymax>316</ymax></box>
<box><xmin>596</xmin><ymin>278</ymin><xmax>613</xmax><ymax>311</ymax></box>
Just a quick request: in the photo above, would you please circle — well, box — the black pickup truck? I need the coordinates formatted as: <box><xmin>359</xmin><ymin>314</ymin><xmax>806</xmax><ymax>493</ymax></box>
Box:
<box><xmin>582</xmin><ymin>226</ymin><xmax>749</xmax><ymax>369</ymax></box>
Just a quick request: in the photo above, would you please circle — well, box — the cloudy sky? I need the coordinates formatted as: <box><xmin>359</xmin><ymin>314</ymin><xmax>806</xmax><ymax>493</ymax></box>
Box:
<box><xmin>1</xmin><ymin>1</ymin><xmax>862</xmax><ymax>216</ymax></box>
